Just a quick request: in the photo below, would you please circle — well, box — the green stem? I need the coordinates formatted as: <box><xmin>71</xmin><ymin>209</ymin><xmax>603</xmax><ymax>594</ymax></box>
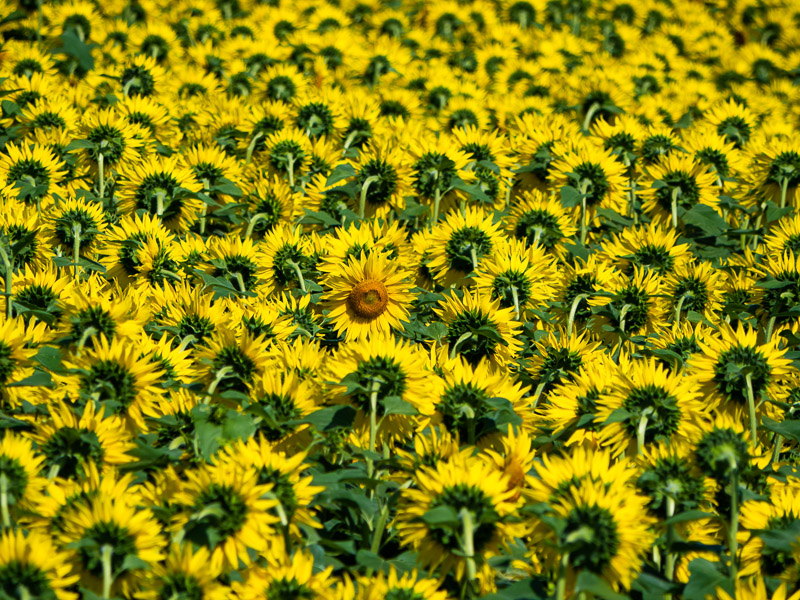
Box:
<box><xmin>745</xmin><ymin>373</ymin><xmax>757</xmax><ymax>448</ymax></box>
<box><xmin>469</xmin><ymin>246</ymin><xmax>478</xmax><ymax>271</ymax></box>
<box><xmin>619</xmin><ymin>303</ymin><xmax>633</xmax><ymax>335</ymax></box>
<box><xmin>765</xmin><ymin>316</ymin><xmax>776</xmax><ymax>343</ymax></box>
<box><xmin>670</xmin><ymin>187</ymin><xmax>681</xmax><ymax>229</ymax></box>
<box><xmin>245</xmin><ymin>213</ymin><xmax>268</xmax><ymax>238</ymax></box>
<box><xmin>780</xmin><ymin>176</ymin><xmax>790</xmax><ymax>209</ymax></box>
<box><xmin>76</xmin><ymin>326</ymin><xmax>98</xmax><ymax>353</ymax></box>
<box><xmin>370</xmin><ymin>501</ymin><xmax>390</xmax><ymax>554</ymax></box>
<box><xmin>367</xmin><ymin>380</ymin><xmax>380</xmax><ymax>481</ymax></box>
<box><xmin>449</xmin><ymin>331</ymin><xmax>472</xmax><ymax>360</ymax></box>
<box><xmin>245</xmin><ymin>132</ymin><xmax>264</xmax><ymax>164</ymax></box>
<box><xmin>531</xmin><ymin>381</ymin><xmax>547</xmax><ymax>410</ymax></box>
<box><xmin>637</xmin><ymin>409</ymin><xmax>650</xmax><ymax>456</ymax></box>
<box><xmin>511</xmin><ymin>285</ymin><xmax>521</xmax><ymax>320</ymax></box>
<box><xmin>0</xmin><ymin>245</ymin><xmax>13</xmax><ymax>319</ymax></box>
<box><xmin>155</xmin><ymin>192</ymin><xmax>165</xmax><ymax>217</ymax></box>
<box><xmin>287</xmin><ymin>260</ymin><xmax>307</xmax><ymax>293</ymax></box>
<box><xmin>207</xmin><ymin>366</ymin><xmax>233</xmax><ymax>397</ymax></box>
<box><xmin>567</xmin><ymin>293</ymin><xmax>588</xmax><ymax>337</ymax></box>
<box><xmin>432</xmin><ymin>178</ymin><xmax>442</xmax><ymax>226</ymax></box>
<box><xmin>287</xmin><ymin>154</ymin><xmax>296</xmax><ymax>188</ymax></box>
<box><xmin>359</xmin><ymin>175</ymin><xmax>379</xmax><ymax>219</ymax></box>
<box><xmin>773</xmin><ymin>434</ymin><xmax>783</xmax><ymax>463</ymax></box>
<box><xmin>0</xmin><ymin>473</ymin><xmax>10</xmax><ymax>529</ymax></box>
<box><xmin>101</xmin><ymin>544</ymin><xmax>114</xmax><ymax>599</ymax></box>
<box><xmin>555</xmin><ymin>552</ymin><xmax>569</xmax><ymax>600</ymax></box>
<box><xmin>234</xmin><ymin>272</ymin><xmax>246</xmax><ymax>293</ymax></box>
<box><xmin>460</xmin><ymin>508</ymin><xmax>477</xmax><ymax>593</ymax></box>
<box><xmin>579</xmin><ymin>194</ymin><xmax>588</xmax><ymax>245</ymax></box>
<box><xmin>664</xmin><ymin>496</ymin><xmax>676</xmax><ymax>592</ymax></box>
<box><xmin>581</xmin><ymin>102</ymin><xmax>600</xmax><ymax>131</ymax></box>
<box><xmin>729</xmin><ymin>469</ymin><xmax>739</xmax><ymax>582</ymax></box>
<box><xmin>674</xmin><ymin>293</ymin><xmax>689</xmax><ymax>324</ymax></box>
<box><xmin>72</xmin><ymin>223</ymin><xmax>82</xmax><ymax>280</ymax></box>
<box><xmin>98</xmin><ymin>152</ymin><xmax>105</xmax><ymax>200</ymax></box>
<box><xmin>199</xmin><ymin>178</ymin><xmax>210</xmax><ymax>235</ymax></box>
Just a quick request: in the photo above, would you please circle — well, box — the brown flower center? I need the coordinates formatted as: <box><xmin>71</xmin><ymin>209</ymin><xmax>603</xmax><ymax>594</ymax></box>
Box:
<box><xmin>347</xmin><ymin>279</ymin><xmax>389</xmax><ymax>319</ymax></box>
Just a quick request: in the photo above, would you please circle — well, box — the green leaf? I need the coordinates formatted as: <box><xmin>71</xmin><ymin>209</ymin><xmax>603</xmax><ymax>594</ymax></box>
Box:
<box><xmin>761</xmin><ymin>417</ymin><xmax>800</xmax><ymax>444</ymax></box>
<box><xmin>451</xmin><ymin>178</ymin><xmax>493</xmax><ymax>204</ymax></box>
<box><xmin>684</xmin><ymin>558</ymin><xmax>732</xmax><ymax>599</ymax></box>
<box><xmin>355</xmin><ymin>550</ymin><xmax>387</xmax><ymax>572</ymax></box>
<box><xmin>326</xmin><ymin>163</ymin><xmax>357</xmax><ymax>186</ymax></box>
<box><xmin>420</xmin><ymin>505</ymin><xmax>460</xmax><ymax>527</ymax></box>
<box><xmin>575</xmin><ymin>572</ymin><xmax>629</xmax><ymax>600</ymax></box>
<box><xmin>383</xmin><ymin>396</ymin><xmax>418</xmax><ymax>416</ymax></box>
<box><xmin>662</xmin><ymin>510</ymin><xmax>716</xmax><ymax>527</ymax></box>
<box><xmin>8</xmin><ymin>369</ymin><xmax>53</xmax><ymax>388</ymax></box>
<box><xmin>682</xmin><ymin>204</ymin><xmax>727</xmax><ymax>236</ymax></box>
<box><xmin>560</xmin><ymin>185</ymin><xmax>583</xmax><ymax>207</ymax></box>
<box><xmin>303</xmin><ymin>406</ymin><xmax>356</xmax><ymax>431</ymax></box>
<box><xmin>603</xmin><ymin>407</ymin><xmax>633</xmax><ymax>425</ymax></box>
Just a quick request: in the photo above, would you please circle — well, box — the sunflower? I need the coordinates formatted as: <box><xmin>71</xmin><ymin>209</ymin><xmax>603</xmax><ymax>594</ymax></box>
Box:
<box><xmin>0</xmin><ymin>316</ymin><xmax>38</xmax><ymax>408</ymax></box>
<box><xmin>137</xmin><ymin>544</ymin><xmax>230</xmax><ymax>600</ymax></box>
<box><xmin>170</xmin><ymin>463</ymin><xmax>279</xmax><ymax>572</ymax></box>
<box><xmin>433</xmin><ymin>355</ymin><xmax>532</xmax><ymax>447</ymax></box>
<box><xmin>235</xmin><ymin>548</ymin><xmax>333</xmax><ymax>600</ymax></box>
<box><xmin>0</xmin><ymin>200</ymin><xmax>48</xmax><ymax>272</ymax></box>
<box><xmin>589</xmin><ymin>266</ymin><xmax>666</xmax><ymax>340</ymax></box>
<box><xmin>0</xmin><ymin>431</ymin><xmax>47</xmax><ymax>518</ymax></box>
<box><xmin>194</xmin><ymin>329</ymin><xmax>272</xmax><ymax>396</ymax></box>
<box><xmin>324</xmin><ymin>334</ymin><xmax>435</xmax><ymax>445</ymax></box>
<box><xmin>97</xmin><ymin>213</ymin><xmax>176</xmax><ymax>287</ymax></box>
<box><xmin>705</xmin><ymin>99</ymin><xmax>758</xmax><ymax>149</ymax></box>
<box><xmin>596</xmin><ymin>356</ymin><xmax>710</xmax><ymax>457</ymax></box>
<box><xmin>60</xmin><ymin>334</ymin><xmax>164</xmax><ymax>432</ymax></box>
<box><xmin>19</xmin><ymin>97</ymin><xmax>81</xmax><ymax>138</ymax></box>
<box><xmin>394</xmin><ymin>452</ymin><xmax>526</xmax><ymax>584</ymax></box>
<box><xmin>243</xmin><ymin>370</ymin><xmax>320</xmax><ymax>450</ymax></box>
<box><xmin>116</xmin><ymin>155</ymin><xmax>203</xmax><ymax>232</ymax></box>
<box><xmin>75</xmin><ymin>107</ymin><xmax>145</xmax><ymax>174</ymax></box>
<box><xmin>427</xmin><ymin>206</ymin><xmax>506</xmax><ymax>287</ymax></box>
<box><xmin>649</xmin><ymin>321</ymin><xmax>714</xmax><ymax>372</ymax></box>
<box><xmin>435</xmin><ymin>289</ymin><xmax>522</xmax><ymax>368</ymax></box>
<box><xmin>202</xmin><ymin>234</ymin><xmax>267</xmax><ymax>294</ymax></box>
<box><xmin>528</xmin><ymin>328</ymin><xmax>604</xmax><ymax>398</ymax></box>
<box><xmin>137</xmin><ymin>332</ymin><xmax>195</xmax><ymax>388</ymax></box>
<box><xmin>354</xmin><ymin>567</ymin><xmax>449</xmax><ymax>600</ymax></box>
<box><xmin>535</xmin><ymin>478</ymin><xmax>655</xmax><ymax>592</ymax></box>
<box><xmin>599</xmin><ymin>223</ymin><xmax>692</xmax><ymax>277</ymax></box>
<box><xmin>258</xmin><ymin>225</ymin><xmax>314</xmax><ymax>296</ymax></box>
<box><xmin>690</xmin><ymin>323</ymin><xmax>791</xmax><ymax>422</ymax></box>
<box><xmin>0</xmin><ymin>529</ymin><xmax>79</xmax><ymax>600</ymax></box>
<box><xmin>57</xmin><ymin>495</ymin><xmax>166</xmax><ymax>597</ymax></box>
<box><xmin>321</xmin><ymin>251</ymin><xmax>414</xmax><ymax>341</ymax></box>
<box><xmin>473</xmin><ymin>238</ymin><xmax>557</xmax><ymax>320</ymax></box>
<box><xmin>28</xmin><ymin>400</ymin><xmax>135</xmax><ymax>480</ymax></box>
<box><xmin>9</xmin><ymin>263</ymin><xmax>74</xmax><ymax>326</ymax></box>
<box><xmin>539</xmin><ymin>354</ymin><xmax>617</xmax><ymax>447</ymax></box>
<box><xmin>216</xmin><ymin>435</ymin><xmax>324</xmax><ymax>538</ymax></box>
<box><xmin>662</xmin><ymin>259</ymin><xmax>725</xmax><ymax>323</ymax></box>
<box><xmin>764</xmin><ymin>214</ymin><xmax>800</xmax><ymax>258</ymax></box>
<box><xmin>639</xmin><ymin>154</ymin><xmax>720</xmax><ymax>227</ymax></box>
<box><xmin>224</xmin><ymin>296</ymin><xmax>294</xmax><ymax>344</ymax></box>
<box><xmin>407</xmin><ymin>135</ymin><xmax>472</xmax><ymax>221</ymax></box>
<box><xmin>349</xmin><ymin>140</ymin><xmax>413</xmax><ymax>219</ymax></box>
<box><xmin>682</xmin><ymin>124</ymin><xmax>748</xmax><ymax>183</ymax></box>
<box><xmin>506</xmin><ymin>190</ymin><xmax>577</xmax><ymax>258</ymax></box>
<box><xmin>154</xmin><ymin>281</ymin><xmax>229</xmax><ymax>348</ymax></box>
<box><xmin>0</xmin><ymin>143</ymin><xmax>67</xmax><ymax>210</ymax></box>
<box><xmin>739</xmin><ymin>483</ymin><xmax>800</xmax><ymax>583</ymax></box>
<box><xmin>44</xmin><ymin>197</ymin><xmax>107</xmax><ymax>259</ymax></box>
<box><xmin>116</xmin><ymin>54</ymin><xmax>167</xmax><ymax>98</ymax></box>
<box><xmin>513</xmin><ymin>112</ymin><xmax>580</xmax><ymax>192</ymax></box>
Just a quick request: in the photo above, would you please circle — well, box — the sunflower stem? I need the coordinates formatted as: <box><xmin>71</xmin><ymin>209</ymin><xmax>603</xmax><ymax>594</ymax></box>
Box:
<box><xmin>636</xmin><ymin>409</ymin><xmax>651</xmax><ymax>456</ymax></box>
<box><xmin>72</xmin><ymin>223</ymin><xmax>82</xmax><ymax>280</ymax></box>
<box><xmin>432</xmin><ymin>179</ymin><xmax>442</xmax><ymax>226</ymax></box>
<box><xmin>745</xmin><ymin>372</ymin><xmax>758</xmax><ymax>449</ymax></box>
<box><xmin>76</xmin><ymin>326</ymin><xmax>98</xmax><ymax>353</ymax></box>
<box><xmin>367</xmin><ymin>379</ymin><xmax>380</xmax><ymax>482</ymax></box>
<box><xmin>664</xmin><ymin>496</ymin><xmax>676</xmax><ymax>594</ymax></box>
<box><xmin>245</xmin><ymin>213</ymin><xmax>268</xmax><ymax>238</ymax></box>
<box><xmin>773</xmin><ymin>434</ymin><xmax>783</xmax><ymax>463</ymax></box>
<box><xmin>581</xmin><ymin>101</ymin><xmax>601</xmax><ymax>132</ymax></box>
<box><xmin>619</xmin><ymin>302</ymin><xmax>633</xmax><ymax>336</ymax></box>
<box><xmin>674</xmin><ymin>292</ymin><xmax>689</xmax><ymax>325</ymax></box>
<box><xmin>728</xmin><ymin>467</ymin><xmax>739</xmax><ymax>582</ymax></box>
<box><xmin>765</xmin><ymin>315</ymin><xmax>776</xmax><ymax>343</ymax></box>
<box><xmin>531</xmin><ymin>381</ymin><xmax>547</xmax><ymax>410</ymax></box>
<box><xmin>199</xmin><ymin>178</ymin><xmax>210</xmax><ymax>235</ymax></box>
<box><xmin>370</xmin><ymin>500</ymin><xmax>390</xmax><ymax>554</ymax></box>
<box><xmin>155</xmin><ymin>191</ymin><xmax>165</xmax><ymax>218</ymax></box>
<box><xmin>287</xmin><ymin>259</ymin><xmax>307</xmax><ymax>293</ymax></box>
<box><xmin>101</xmin><ymin>544</ymin><xmax>114</xmax><ymax>599</ymax></box>
<box><xmin>567</xmin><ymin>293</ymin><xmax>588</xmax><ymax>337</ymax></box>
<box><xmin>287</xmin><ymin>154</ymin><xmax>296</xmax><ymax>188</ymax></box>
<box><xmin>459</xmin><ymin>507</ymin><xmax>477</xmax><ymax>592</ymax></box>
<box><xmin>449</xmin><ymin>332</ymin><xmax>472</xmax><ymax>360</ymax></box>
<box><xmin>358</xmin><ymin>175</ymin><xmax>379</xmax><ymax>220</ymax></box>
<box><xmin>342</xmin><ymin>130</ymin><xmax>360</xmax><ymax>153</ymax></box>
<box><xmin>555</xmin><ymin>552</ymin><xmax>569</xmax><ymax>600</ymax></box>
<box><xmin>0</xmin><ymin>473</ymin><xmax>10</xmax><ymax>529</ymax></box>
<box><xmin>98</xmin><ymin>152</ymin><xmax>105</xmax><ymax>200</ymax></box>
<box><xmin>245</xmin><ymin>132</ymin><xmax>264</xmax><ymax>164</ymax></box>
<box><xmin>469</xmin><ymin>246</ymin><xmax>478</xmax><ymax>271</ymax></box>
<box><xmin>579</xmin><ymin>194</ymin><xmax>588</xmax><ymax>245</ymax></box>
<box><xmin>780</xmin><ymin>176</ymin><xmax>790</xmax><ymax>209</ymax></box>
<box><xmin>511</xmin><ymin>285</ymin><xmax>521</xmax><ymax>320</ymax></box>
<box><xmin>670</xmin><ymin>187</ymin><xmax>680</xmax><ymax>229</ymax></box>
<box><xmin>233</xmin><ymin>271</ymin><xmax>247</xmax><ymax>293</ymax></box>
<box><xmin>207</xmin><ymin>366</ymin><xmax>233</xmax><ymax>397</ymax></box>
<box><xmin>0</xmin><ymin>244</ymin><xmax>13</xmax><ymax>319</ymax></box>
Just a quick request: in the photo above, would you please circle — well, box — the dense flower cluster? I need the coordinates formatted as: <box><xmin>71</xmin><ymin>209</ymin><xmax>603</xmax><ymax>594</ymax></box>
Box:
<box><xmin>2</xmin><ymin>0</ymin><xmax>800</xmax><ymax>598</ymax></box>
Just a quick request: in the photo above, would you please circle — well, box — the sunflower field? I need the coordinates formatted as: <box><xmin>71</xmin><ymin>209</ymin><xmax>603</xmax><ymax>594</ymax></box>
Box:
<box><xmin>5</xmin><ymin>0</ymin><xmax>800</xmax><ymax>599</ymax></box>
